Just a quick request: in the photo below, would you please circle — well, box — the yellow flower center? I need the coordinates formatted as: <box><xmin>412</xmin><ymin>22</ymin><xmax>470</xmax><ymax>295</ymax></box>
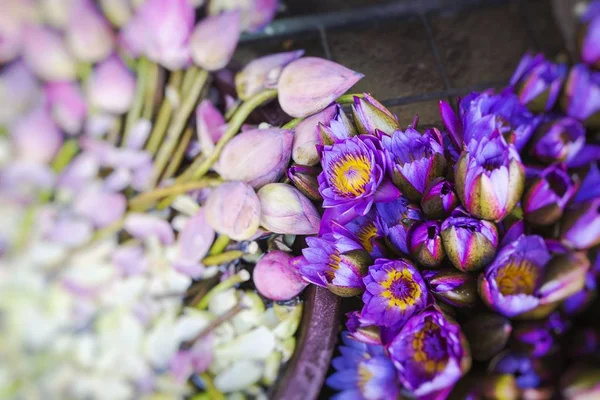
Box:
<box><xmin>495</xmin><ymin>259</ymin><xmax>539</xmax><ymax>296</ymax></box>
<box><xmin>324</xmin><ymin>250</ymin><xmax>341</xmax><ymax>281</ymax></box>
<box><xmin>357</xmin><ymin>359</ymin><xmax>374</xmax><ymax>393</ymax></box>
<box><xmin>411</xmin><ymin>320</ymin><xmax>448</xmax><ymax>374</ymax></box>
<box><xmin>381</xmin><ymin>268</ymin><xmax>422</xmax><ymax>310</ymax></box>
<box><xmin>330</xmin><ymin>154</ymin><xmax>372</xmax><ymax>196</ymax></box>
<box><xmin>357</xmin><ymin>222</ymin><xmax>378</xmax><ymax>253</ymax></box>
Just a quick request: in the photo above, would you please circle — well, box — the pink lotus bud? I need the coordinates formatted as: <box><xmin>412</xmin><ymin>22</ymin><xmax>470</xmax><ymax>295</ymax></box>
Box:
<box><xmin>11</xmin><ymin>106</ymin><xmax>63</xmax><ymax>164</ymax></box>
<box><xmin>190</xmin><ymin>12</ymin><xmax>241</xmax><ymax>71</ymax></box>
<box><xmin>73</xmin><ymin>189</ymin><xmax>127</xmax><ymax>228</ymax></box>
<box><xmin>130</xmin><ymin>0</ymin><xmax>194</xmax><ymax>69</ymax></box>
<box><xmin>118</xmin><ymin>8</ymin><xmax>145</xmax><ymax>57</ymax></box>
<box><xmin>278</xmin><ymin>57</ymin><xmax>364</xmax><ymax>118</ymax></box>
<box><xmin>292</xmin><ymin>103</ymin><xmax>338</xmax><ymax>166</ymax></box>
<box><xmin>204</xmin><ymin>181</ymin><xmax>261</xmax><ymax>241</ymax></box>
<box><xmin>66</xmin><ymin>0</ymin><xmax>115</xmax><ymax>63</ymax></box>
<box><xmin>124</xmin><ymin>213</ymin><xmax>175</xmax><ymax>245</ymax></box>
<box><xmin>175</xmin><ymin>208</ymin><xmax>215</xmax><ymax>277</ymax></box>
<box><xmin>208</xmin><ymin>0</ymin><xmax>277</xmax><ymax>32</ymax></box>
<box><xmin>22</xmin><ymin>25</ymin><xmax>77</xmax><ymax>81</ymax></box>
<box><xmin>235</xmin><ymin>50</ymin><xmax>304</xmax><ymax>101</ymax></box>
<box><xmin>253</xmin><ymin>250</ymin><xmax>308</xmax><ymax>301</ymax></box>
<box><xmin>217</xmin><ymin>128</ymin><xmax>293</xmax><ymax>189</ymax></box>
<box><xmin>40</xmin><ymin>0</ymin><xmax>73</xmax><ymax>28</ymax></box>
<box><xmin>100</xmin><ymin>0</ymin><xmax>133</xmax><ymax>27</ymax></box>
<box><xmin>257</xmin><ymin>183</ymin><xmax>321</xmax><ymax>235</ymax></box>
<box><xmin>196</xmin><ymin>100</ymin><xmax>226</xmax><ymax>155</ymax></box>
<box><xmin>0</xmin><ymin>61</ymin><xmax>41</xmax><ymax>127</ymax></box>
<box><xmin>45</xmin><ymin>82</ymin><xmax>87</xmax><ymax>135</ymax></box>
<box><xmin>86</xmin><ymin>55</ymin><xmax>136</xmax><ymax>114</ymax></box>
<box><xmin>0</xmin><ymin>0</ymin><xmax>39</xmax><ymax>63</ymax></box>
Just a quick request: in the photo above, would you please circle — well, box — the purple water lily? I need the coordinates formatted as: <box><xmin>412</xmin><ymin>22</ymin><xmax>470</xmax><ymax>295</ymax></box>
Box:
<box><xmin>382</xmin><ymin>127</ymin><xmax>446</xmax><ymax>201</ymax></box>
<box><xmin>327</xmin><ymin>332</ymin><xmax>400</xmax><ymax>400</ymax></box>
<box><xmin>562</xmin><ymin>64</ymin><xmax>600</xmax><ymax>127</ymax></box>
<box><xmin>528</xmin><ymin>116</ymin><xmax>586</xmax><ymax>164</ymax></box>
<box><xmin>375</xmin><ymin>196</ymin><xmax>423</xmax><ymax>255</ymax></box>
<box><xmin>319</xmin><ymin>135</ymin><xmax>399</xmax><ymax>218</ymax></box>
<box><xmin>387</xmin><ymin>307</ymin><xmax>471</xmax><ymax>399</ymax></box>
<box><xmin>361</xmin><ymin>258</ymin><xmax>429</xmax><ymax>329</ymax></box>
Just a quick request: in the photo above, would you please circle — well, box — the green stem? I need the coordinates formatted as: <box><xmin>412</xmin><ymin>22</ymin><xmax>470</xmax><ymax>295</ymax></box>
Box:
<box><xmin>123</xmin><ymin>57</ymin><xmax>150</xmax><ymax>143</ymax></box>
<box><xmin>162</xmin><ymin>126</ymin><xmax>193</xmax><ymax>180</ymax></box>
<box><xmin>336</xmin><ymin>92</ymin><xmax>364</xmax><ymax>104</ymax></box>
<box><xmin>128</xmin><ymin>176</ymin><xmax>222</xmax><ymax>211</ymax></box>
<box><xmin>51</xmin><ymin>140</ymin><xmax>79</xmax><ymax>173</ymax></box>
<box><xmin>150</xmin><ymin>68</ymin><xmax>209</xmax><ymax>187</ymax></box>
<box><xmin>145</xmin><ymin>70</ymin><xmax>183</xmax><ymax>155</ymax></box>
<box><xmin>107</xmin><ymin>117</ymin><xmax>123</xmax><ymax>145</ymax></box>
<box><xmin>180</xmin><ymin>66</ymin><xmax>198</xmax><ymax>97</ymax></box>
<box><xmin>196</xmin><ymin>269</ymin><xmax>250</xmax><ymax>310</ymax></box>
<box><xmin>282</xmin><ymin>117</ymin><xmax>303</xmax><ymax>129</ymax></box>
<box><xmin>142</xmin><ymin>62</ymin><xmax>160</xmax><ymax>120</ymax></box>
<box><xmin>202</xmin><ymin>250</ymin><xmax>243</xmax><ymax>266</ymax></box>
<box><xmin>209</xmin><ymin>235</ymin><xmax>230</xmax><ymax>256</ymax></box>
<box><xmin>199</xmin><ymin>375</ymin><xmax>226</xmax><ymax>400</ymax></box>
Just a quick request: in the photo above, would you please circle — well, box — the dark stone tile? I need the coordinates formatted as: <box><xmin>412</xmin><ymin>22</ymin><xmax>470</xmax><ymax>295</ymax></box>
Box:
<box><xmin>327</xmin><ymin>18</ymin><xmax>445</xmax><ymax>101</ymax></box>
<box><xmin>233</xmin><ymin>32</ymin><xmax>326</xmax><ymax>66</ymax></box>
<box><xmin>388</xmin><ymin>99</ymin><xmax>444</xmax><ymax>128</ymax></box>
<box><xmin>283</xmin><ymin>0</ymin><xmax>389</xmax><ymax>16</ymax></box>
<box><xmin>525</xmin><ymin>0</ymin><xmax>568</xmax><ymax>57</ymax></box>
<box><xmin>429</xmin><ymin>3</ymin><xmax>535</xmax><ymax>89</ymax></box>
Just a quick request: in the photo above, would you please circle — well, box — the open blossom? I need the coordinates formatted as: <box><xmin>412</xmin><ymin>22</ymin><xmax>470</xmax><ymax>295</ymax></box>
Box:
<box><xmin>455</xmin><ymin>130</ymin><xmax>525</xmax><ymax>222</ymax></box>
<box><xmin>361</xmin><ymin>258</ymin><xmax>428</xmax><ymax>328</ymax></box>
<box><xmin>327</xmin><ymin>332</ymin><xmax>400</xmax><ymax>400</ymax></box>
<box><xmin>295</xmin><ymin>233</ymin><xmax>371</xmax><ymax>297</ymax></box>
<box><xmin>387</xmin><ymin>307</ymin><xmax>471</xmax><ymax>399</ymax></box>
<box><xmin>375</xmin><ymin>196</ymin><xmax>423</xmax><ymax>255</ymax></box>
<box><xmin>319</xmin><ymin>135</ymin><xmax>399</xmax><ymax>218</ymax></box>
<box><xmin>382</xmin><ymin>127</ymin><xmax>446</xmax><ymax>201</ymax></box>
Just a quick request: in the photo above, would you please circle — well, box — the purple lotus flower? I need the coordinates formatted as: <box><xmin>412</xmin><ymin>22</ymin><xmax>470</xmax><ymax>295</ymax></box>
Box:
<box><xmin>422</xmin><ymin>269</ymin><xmax>478</xmax><ymax>308</ymax></box>
<box><xmin>579</xmin><ymin>1</ymin><xmax>600</xmax><ymax>68</ymax></box>
<box><xmin>382</xmin><ymin>127</ymin><xmax>446</xmax><ymax>201</ymax></box>
<box><xmin>318</xmin><ymin>103</ymin><xmax>358</xmax><ymax>146</ymax></box>
<box><xmin>375</xmin><ymin>196</ymin><xmax>423</xmax><ymax>255</ymax></box>
<box><xmin>387</xmin><ymin>307</ymin><xmax>471</xmax><ymax>399</ymax></box>
<box><xmin>329</xmin><ymin>209</ymin><xmax>384</xmax><ymax>258</ymax></box>
<box><xmin>479</xmin><ymin>235</ymin><xmax>552</xmax><ymax>318</ymax></box>
<box><xmin>528</xmin><ymin>116</ymin><xmax>586</xmax><ymax>163</ymax></box>
<box><xmin>352</xmin><ymin>93</ymin><xmax>399</xmax><ymax>136</ymax></box>
<box><xmin>510</xmin><ymin>53</ymin><xmax>567</xmax><ymax>112</ymax></box>
<box><xmin>319</xmin><ymin>135</ymin><xmax>399</xmax><ymax>217</ymax></box>
<box><xmin>295</xmin><ymin>233</ymin><xmax>371</xmax><ymax>297</ymax></box>
<box><xmin>360</xmin><ymin>258</ymin><xmax>428</xmax><ymax>328</ymax></box>
<box><xmin>440</xmin><ymin>208</ymin><xmax>498</xmax><ymax>272</ymax></box>
<box><xmin>511</xmin><ymin>322</ymin><xmax>557</xmax><ymax>357</ymax></box>
<box><xmin>327</xmin><ymin>332</ymin><xmax>400</xmax><ymax>400</ymax></box>
<box><xmin>562</xmin><ymin>64</ymin><xmax>600</xmax><ymax>127</ymax></box>
<box><xmin>409</xmin><ymin>221</ymin><xmax>445</xmax><ymax>268</ymax></box>
<box><xmin>523</xmin><ymin>164</ymin><xmax>578</xmax><ymax>226</ymax></box>
<box><xmin>421</xmin><ymin>178</ymin><xmax>459</xmax><ymax>219</ymax></box>
<box><xmin>560</xmin><ymin>197</ymin><xmax>600</xmax><ymax>250</ymax></box>
<box><xmin>455</xmin><ymin>130</ymin><xmax>525</xmax><ymax>222</ymax></box>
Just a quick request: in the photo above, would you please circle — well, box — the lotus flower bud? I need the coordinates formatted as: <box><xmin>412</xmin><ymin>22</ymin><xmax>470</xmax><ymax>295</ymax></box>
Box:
<box><xmin>0</xmin><ymin>0</ymin><xmax>39</xmax><ymax>63</ymax></box>
<box><xmin>537</xmin><ymin>252</ymin><xmax>591</xmax><ymax>304</ymax></box>
<box><xmin>409</xmin><ymin>221</ymin><xmax>445</xmax><ymax>268</ymax></box>
<box><xmin>523</xmin><ymin>165</ymin><xmax>578</xmax><ymax>226</ymax></box>
<box><xmin>528</xmin><ymin>117</ymin><xmax>585</xmax><ymax>164</ymax></box>
<box><xmin>345</xmin><ymin>311</ymin><xmax>381</xmax><ymax>345</ymax></box>
<box><xmin>511</xmin><ymin>322</ymin><xmax>556</xmax><ymax>357</ymax></box>
<box><xmin>124</xmin><ymin>213</ymin><xmax>175</xmax><ymax>245</ymax></box>
<box><xmin>295</xmin><ymin>234</ymin><xmax>370</xmax><ymax>297</ymax></box>
<box><xmin>463</xmin><ymin>313</ymin><xmax>512</xmax><ymax>361</ymax></box>
<box><xmin>421</xmin><ymin>178</ymin><xmax>460</xmax><ymax>219</ymax></box>
<box><xmin>422</xmin><ymin>268</ymin><xmax>477</xmax><ymax>308</ymax></box>
<box><xmin>441</xmin><ymin>209</ymin><xmax>498</xmax><ymax>272</ymax></box>
<box><xmin>351</xmin><ymin>93</ymin><xmax>399</xmax><ymax>135</ymax></box>
<box><xmin>45</xmin><ymin>82</ymin><xmax>87</xmax><ymax>135</ymax></box>
<box><xmin>99</xmin><ymin>0</ymin><xmax>133</xmax><ymax>27</ymax></box>
<box><xmin>204</xmin><ymin>181</ymin><xmax>261</xmax><ymax>241</ymax></box>
<box><xmin>562</xmin><ymin>271</ymin><xmax>597</xmax><ymax>316</ymax></box>
<box><xmin>196</xmin><ymin>100</ymin><xmax>226</xmax><ymax>156</ymax></box>
<box><xmin>22</xmin><ymin>25</ymin><xmax>77</xmax><ymax>81</ymax></box>
<box><xmin>217</xmin><ymin>128</ymin><xmax>293</xmax><ymax>189</ymax></box>
<box><xmin>287</xmin><ymin>165</ymin><xmax>322</xmax><ymax>201</ymax></box>
<box><xmin>208</xmin><ymin>0</ymin><xmax>277</xmax><ymax>32</ymax></box>
<box><xmin>190</xmin><ymin>12</ymin><xmax>241</xmax><ymax>71</ymax></box>
<box><xmin>561</xmin><ymin>365</ymin><xmax>600</xmax><ymax>400</ymax></box>
<box><xmin>86</xmin><ymin>55</ymin><xmax>136</xmax><ymax>114</ymax></box>
<box><xmin>318</xmin><ymin>103</ymin><xmax>357</xmax><ymax>145</ymax></box>
<box><xmin>66</xmin><ymin>0</ymin><xmax>115</xmax><ymax>63</ymax></box>
<box><xmin>174</xmin><ymin>208</ymin><xmax>215</xmax><ymax>276</ymax></box>
<box><xmin>560</xmin><ymin>198</ymin><xmax>600</xmax><ymax>250</ymax></box>
<box><xmin>455</xmin><ymin>132</ymin><xmax>525</xmax><ymax>222</ymax></box>
<box><xmin>278</xmin><ymin>57</ymin><xmax>364</xmax><ymax>118</ymax></box>
<box><xmin>578</xmin><ymin>2</ymin><xmax>600</xmax><ymax>68</ymax></box>
<box><xmin>0</xmin><ymin>61</ymin><xmax>41</xmax><ymax>127</ymax></box>
<box><xmin>11</xmin><ymin>107</ymin><xmax>63</xmax><ymax>164</ymax></box>
<box><xmin>291</xmin><ymin>104</ymin><xmax>341</xmax><ymax>166</ymax></box>
<box><xmin>257</xmin><ymin>183</ymin><xmax>321</xmax><ymax>235</ymax></box>
<box><xmin>375</xmin><ymin>197</ymin><xmax>423</xmax><ymax>255</ymax></box>
<box><xmin>382</xmin><ymin>127</ymin><xmax>446</xmax><ymax>201</ymax></box>
<box><xmin>253</xmin><ymin>251</ymin><xmax>308</xmax><ymax>301</ymax></box>
<box><xmin>562</xmin><ymin>64</ymin><xmax>600</xmax><ymax>128</ymax></box>
<box><xmin>510</xmin><ymin>53</ymin><xmax>567</xmax><ymax>112</ymax></box>
<box><xmin>236</xmin><ymin>50</ymin><xmax>304</xmax><ymax>101</ymax></box>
